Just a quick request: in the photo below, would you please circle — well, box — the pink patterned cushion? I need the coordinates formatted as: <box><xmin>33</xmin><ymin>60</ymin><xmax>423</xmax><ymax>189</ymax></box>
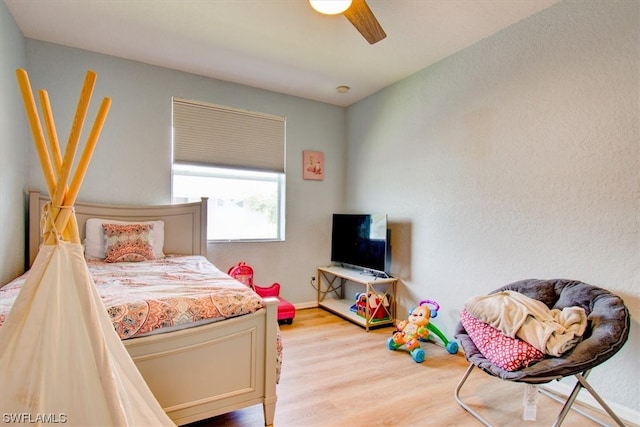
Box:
<box><xmin>103</xmin><ymin>223</ymin><xmax>155</xmax><ymax>263</ymax></box>
<box><xmin>460</xmin><ymin>308</ymin><xmax>544</xmax><ymax>371</ymax></box>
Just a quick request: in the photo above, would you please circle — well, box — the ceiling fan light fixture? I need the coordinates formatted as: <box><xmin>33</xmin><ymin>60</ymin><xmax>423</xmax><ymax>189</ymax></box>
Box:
<box><xmin>309</xmin><ymin>0</ymin><xmax>352</xmax><ymax>15</ymax></box>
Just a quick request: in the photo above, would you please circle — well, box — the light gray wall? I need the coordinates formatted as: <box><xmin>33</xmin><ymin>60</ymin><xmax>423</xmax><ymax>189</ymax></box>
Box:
<box><xmin>0</xmin><ymin>1</ymin><xmax>27</xmax><ymax>284</ymax></box>
<box><xmin>20</xmin><ymin>40</ymin><xmax>346</xmax><ymax>306</ymax></box>
<box><xmin>346</xmin><ymin>0</ymin><xmax>639</xmax><ymax>413</ymax></box>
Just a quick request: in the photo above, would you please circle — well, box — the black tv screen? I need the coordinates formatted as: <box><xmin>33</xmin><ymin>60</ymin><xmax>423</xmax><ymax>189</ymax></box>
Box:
<box><xmin>331</xmin><ymin>214</ymin><xmax>390</xmax><ymax>275</ymax></box>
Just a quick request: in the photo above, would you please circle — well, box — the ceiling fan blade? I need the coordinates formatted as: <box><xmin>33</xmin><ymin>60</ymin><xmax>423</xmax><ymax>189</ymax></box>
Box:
<box><xmin>343</xmin><ymin>0</ymin><xmax>386</xmax><ymax>44</ymax></box>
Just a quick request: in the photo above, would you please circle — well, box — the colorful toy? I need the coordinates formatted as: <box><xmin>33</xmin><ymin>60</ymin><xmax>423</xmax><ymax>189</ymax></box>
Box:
<box><xmin>351</xmin><ymin>292</ymin><xmax>390</xmax><ymax>321</ymax></box>
<box><xmin>387</xmin><ymin>299</ymin><xmax>459</xmax><ymax>363</ymax></box>
<box><xmin>227</xmin><ymin>262</ymin><xmax>295</xmax><ymax>324</ymax></box>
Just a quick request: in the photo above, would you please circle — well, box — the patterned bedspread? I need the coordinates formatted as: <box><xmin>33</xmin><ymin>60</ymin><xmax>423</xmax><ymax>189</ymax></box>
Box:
<box><xmin>0</xmin><ymin>255</ymin><xmax>265</xmax><ymax>340</ymax></box>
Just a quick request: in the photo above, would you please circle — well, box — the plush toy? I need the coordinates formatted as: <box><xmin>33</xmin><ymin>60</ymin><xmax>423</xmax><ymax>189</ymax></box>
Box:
<box><xmin>387</xmin><ymin>304</ymin><xmax>433</xmax><ymax>362</ymax></box>
<box><xmin>387</xmin><ymin>299</ymin><xmax>459</xmax><ymax>363</ymax></box>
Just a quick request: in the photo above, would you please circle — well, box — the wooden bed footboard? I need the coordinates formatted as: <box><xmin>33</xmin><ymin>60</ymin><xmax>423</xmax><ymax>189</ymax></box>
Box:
<box><xmin>125</xmin><ymin>298</ymin><xmax>279</xmax><ymax>426</ymax></box>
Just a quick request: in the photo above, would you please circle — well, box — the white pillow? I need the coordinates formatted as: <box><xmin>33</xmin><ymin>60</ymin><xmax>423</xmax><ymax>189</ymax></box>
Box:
<box><xmin>84</xmin><ymin>218</ymin><xmax>165</xmax><ymax>259</ymax></box>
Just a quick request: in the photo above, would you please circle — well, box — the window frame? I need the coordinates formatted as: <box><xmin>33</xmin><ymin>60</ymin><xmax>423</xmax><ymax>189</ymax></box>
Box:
<box><xmin>171</xmin><ymin>163</ymin><xmax>286</xmax><ymax>243</ymax></box>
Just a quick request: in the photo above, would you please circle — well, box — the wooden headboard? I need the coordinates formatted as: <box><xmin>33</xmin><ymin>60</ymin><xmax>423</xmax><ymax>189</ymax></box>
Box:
<box><xmin>28</xmin><ymin>190</ymin><xmax>208</xmax><ymax>267</ymax></box>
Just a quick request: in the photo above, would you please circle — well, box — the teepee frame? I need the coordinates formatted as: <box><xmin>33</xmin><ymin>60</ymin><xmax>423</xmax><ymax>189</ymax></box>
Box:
<box><xmin>15</xmin><ymin>68</ymin><xmax>111</xmax><ymax>244</ymax></box>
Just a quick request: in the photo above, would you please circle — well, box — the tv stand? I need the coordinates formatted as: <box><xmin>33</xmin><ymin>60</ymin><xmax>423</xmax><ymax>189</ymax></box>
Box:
<box><xmin>317</xmin><ymin>265</ymin><xmax>397</xmax><ymax>331</ymax></box>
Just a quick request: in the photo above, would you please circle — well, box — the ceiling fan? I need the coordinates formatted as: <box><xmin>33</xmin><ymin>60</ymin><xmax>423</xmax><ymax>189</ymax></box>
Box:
<box><xmin>309</xmin><ymin>0</ymin><xmax>387</xmax><ymax>44</ymax></box>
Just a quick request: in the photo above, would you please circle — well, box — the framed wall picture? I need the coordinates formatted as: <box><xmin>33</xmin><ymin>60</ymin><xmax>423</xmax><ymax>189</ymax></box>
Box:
<box><xmin>303</xmin><ymin>150</ymin><xmax>324</xmax><ymax>180</ymax></box>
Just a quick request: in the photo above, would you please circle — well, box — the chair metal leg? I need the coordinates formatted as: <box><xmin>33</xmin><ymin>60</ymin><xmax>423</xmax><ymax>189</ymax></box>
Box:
<box><xmin>575</xmin><ymin>372</ymin><xmax>627</xmax><ymax>427</ymax></box>
<box><xmin>541</xmin><ymin>386</ymin><xmax>606</xmax><ymax>426</ymax></box>
<box><xmin>456</xmin><ymin>365</ymin><xmax>627</xmax><ymax>427</ymax></box>
<box><xmin>454</xmin><ymin>363</ymin><xmax>495</xmax><ymax>427</ymax></box>
<box><xmin>544</xmin><ymin>370</ymin><xmax>626</xmax><ymax>427</ymax></box>
<box><xmin>551</xmin><ymin>370</ymin><xmax>588</xmax><ymax>427</ymax></box>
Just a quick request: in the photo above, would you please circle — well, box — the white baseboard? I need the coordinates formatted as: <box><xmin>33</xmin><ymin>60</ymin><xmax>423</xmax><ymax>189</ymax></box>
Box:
<box><xmin>541</xmin><ymin>382</ymin><xmax>639</xmax><ymax>426</ymax></box>
<box><xmin>294</xmin><ymin>301</ymin><xmax>318</xmax><ymax>310</ymax></box>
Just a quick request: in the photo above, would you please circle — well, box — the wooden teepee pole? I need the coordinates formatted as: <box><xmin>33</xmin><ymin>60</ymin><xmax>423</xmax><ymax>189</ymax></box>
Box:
<box><xmin>39</xmin><ymin>89</ymin><xmax>73</xmax><ymax>242</ymax></box>
<box><xmin>55</xmin><ymin>97</ymin><xmax>111</xmax><ymax>243</ymax></box>
<box><xmin>15</xmin><ymin>69</ymin><xmax>57</xmax><ymax>199</ymax></box>
<box><xmin>38</xmin><ymin>90</ymin><xmax>63</xmax><ymax>174</ymax></box>
<box><xmin>50</xmin><ymin>71</ymin><xmax>95</xmax><ymax>210</ymax></box>
<box><xmin>45</xmin><ymin>71</ymin><xmax>96</xmax><ymax>244</ymax></box>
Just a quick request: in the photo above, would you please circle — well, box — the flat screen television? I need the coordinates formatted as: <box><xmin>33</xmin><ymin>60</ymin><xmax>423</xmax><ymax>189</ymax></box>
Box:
<box><xmin>331</xmin><ymin>213</ymin><xmax>390</xmax><ymax>276</ymax></box>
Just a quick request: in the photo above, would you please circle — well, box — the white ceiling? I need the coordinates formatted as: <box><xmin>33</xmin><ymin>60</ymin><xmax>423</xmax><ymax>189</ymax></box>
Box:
<box><xmin>5</xmin><ymin>0</ymin><xmax>559</xmax><ymax>107</ymax></box>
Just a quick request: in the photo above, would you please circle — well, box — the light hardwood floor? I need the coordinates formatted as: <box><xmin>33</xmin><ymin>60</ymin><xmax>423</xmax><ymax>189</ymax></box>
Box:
<box><xmin>189</xmin><ymin>308</ymin><xmax>634</xmax><ymax>427</ymax></box>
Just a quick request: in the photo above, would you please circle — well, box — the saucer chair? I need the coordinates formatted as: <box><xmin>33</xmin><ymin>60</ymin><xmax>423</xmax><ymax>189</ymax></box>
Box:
<box><xmin>454</xmin><ymin>279</ymin><xmax>630</xmax><ymax>427</ymax></box>
<box><xmin>228</xmin><ymin>262</ymin><xmax>295</xmax><ymax>324</ymax></box>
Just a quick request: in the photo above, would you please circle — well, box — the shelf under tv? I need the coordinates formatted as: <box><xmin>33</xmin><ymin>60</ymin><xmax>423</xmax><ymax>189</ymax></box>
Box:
<box><xmin>316</xmin><ymin>265</ymin><xmax>397</xmax><ymax>331</ymax></box>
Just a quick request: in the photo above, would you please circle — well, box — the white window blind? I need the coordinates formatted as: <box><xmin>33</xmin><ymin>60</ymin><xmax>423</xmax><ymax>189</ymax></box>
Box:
<box><xmin>172</xmin><ymin>97</ymin><xmax>285</xmax><ymax>173</ymax></box>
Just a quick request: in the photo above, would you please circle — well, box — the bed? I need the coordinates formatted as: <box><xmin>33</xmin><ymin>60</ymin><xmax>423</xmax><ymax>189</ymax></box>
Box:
<box><xmin>5</xmin><ymin>190</ymin><xmax>279</xmax><ymax>426</ymax></box>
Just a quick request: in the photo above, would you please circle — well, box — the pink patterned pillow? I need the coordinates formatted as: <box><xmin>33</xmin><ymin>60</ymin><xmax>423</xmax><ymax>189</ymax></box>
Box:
<box><xmin>103</xmin><ymin>223</ymin><xmax>155</xmax><ymax>263</ymax></box>
<box><xmin>460</xmin><ymin>308</ymin><xmax>544</xmax><ymax>371</ymax></box>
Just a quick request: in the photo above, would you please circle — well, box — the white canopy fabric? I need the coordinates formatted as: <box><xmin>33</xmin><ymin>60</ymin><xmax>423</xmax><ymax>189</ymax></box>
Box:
<box><xmin>0</xmin><ymin>242</ymin><xmax>174</xmax><ymax>426</ymax></box>
<box><xmin>0</xmin><ymin>69</ymin><xmax>174</xmax><ymax>426</ymax></box>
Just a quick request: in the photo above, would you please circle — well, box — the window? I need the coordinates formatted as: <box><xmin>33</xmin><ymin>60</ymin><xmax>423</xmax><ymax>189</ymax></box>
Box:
<box><xmin>172</xmin><ymin>98</ymin><xmax>286</xmax><ymax>241</ymax></box>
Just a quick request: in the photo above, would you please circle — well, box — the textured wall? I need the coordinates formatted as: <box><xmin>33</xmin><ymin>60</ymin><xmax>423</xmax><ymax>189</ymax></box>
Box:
<box><xmin>346</xmin><ymin>0</ymin><xmax>639</xmax><ymax>413</ymax></box>
<box><xmin>0</xmin><ymin>1</ymin><xmax>27</xmax><ymax>284</ymax></box>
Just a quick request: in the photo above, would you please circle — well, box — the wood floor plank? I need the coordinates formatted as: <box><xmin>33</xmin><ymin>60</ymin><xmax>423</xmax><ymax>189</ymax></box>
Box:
<box><xmin>188</xmin><ymin>308</ymin><xmax>635</xmax><ymax>427</ymax></box>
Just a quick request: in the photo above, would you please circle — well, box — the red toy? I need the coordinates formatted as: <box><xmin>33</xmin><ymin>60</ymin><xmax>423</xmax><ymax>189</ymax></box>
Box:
<box><xmin>227</xmin><ymin>262</ymin><xmax>295</xmax><ymax>324</ymax></box>
<box><xmin>354</xmin><ymin>292</ymin><xmax>390</xmax><ymax>320</ymax></box>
